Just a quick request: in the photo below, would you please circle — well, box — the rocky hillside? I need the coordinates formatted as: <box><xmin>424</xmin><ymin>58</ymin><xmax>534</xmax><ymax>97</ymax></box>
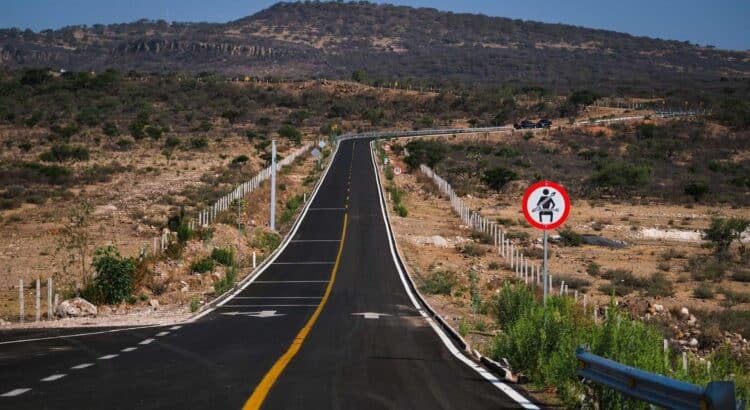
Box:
<box><xmin>2</xmin><ymin>1</ymin><xmax>749</xmax><ymax>91</ymax></box>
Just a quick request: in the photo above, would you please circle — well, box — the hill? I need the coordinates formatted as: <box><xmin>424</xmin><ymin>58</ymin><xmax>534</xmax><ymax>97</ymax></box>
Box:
<box><xmin>1</xmin><ymin>1</ymin><xmax>749</xmax><ymax>92</ymax></box>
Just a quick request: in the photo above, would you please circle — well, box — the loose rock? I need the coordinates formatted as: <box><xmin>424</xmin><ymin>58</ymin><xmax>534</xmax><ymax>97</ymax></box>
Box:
<box><xmin>56</xmin><ymin>297</ymin><xmax>97</xmax><ymax>318</ymax></box>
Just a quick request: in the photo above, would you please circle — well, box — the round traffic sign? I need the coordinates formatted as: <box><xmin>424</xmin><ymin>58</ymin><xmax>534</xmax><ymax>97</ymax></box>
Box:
<box><xmin>393</xmin><ymin>167</ymin><xmax>402</xmax><ymax>176</ymax></box>
<box><xmin>522</xmin><ymin>181</ymin><xmax>571</xmax><ymax>230</ymax></box>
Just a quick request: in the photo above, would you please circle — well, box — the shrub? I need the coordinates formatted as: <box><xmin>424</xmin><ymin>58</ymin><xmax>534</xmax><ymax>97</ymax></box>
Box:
<box><xmin>232</xmin><ymin>155</ymin><xmax>249</xmax><ymax>165</ymax></box>
<box><xmin>384</xmin><ymin>165</ymin><xmax>394</xmax><ymax>181</ymax></box>
<box><xmin>599</xmin><ymin>269</ymin><xmax>643</xmax><ymax>296</ymax></box>
<box><xmin>732</xmin><ymin>270</ymin><xmax>750</xmax><ymax>283</ymax></box>
<box><xmin>88</xmin><ymin>245</ymin><xmax>136</xmax><ymax>305</ymax></box>
<box><xmin>190</xmin><ymin>257</ymin><xmax>215</xmax><ymax>274</ymax></box>
<box><xmin>505</xmin><ymin>230</ymin><xmax>530</xmax><ymax>241</ymax></box>
<box><xmin>190</xmin><ymin>137</ymin><xmax>208</xmax><ymax>149</ymax></box>
<box><xmin>176</xmin><ymin>222</ymin><xmax>194</xmax><ymax>243</ymax></box>
<box><xmin>470</xmin><ymin>231</ymin><xmax>493</xmax><ymax>245</ymax></box>
<box><xmin>481</xmin><ymin>167</ymin><xmax>518</xmax><ymax>192</ymax></box>
<box><xmin>211</xmin><ymin>247</ymin><xmax>234</xmax><ymax>266</ymax></box>
<box><xmin>102</xmin><ymin>122</ymin><xmax>119</xmax><ymax>137</ymax></box>
<box><xmin>684</xmin><ymin>181</ymin><xmax>709</xmax><ymax>201</ymax></box>
<box><xmin>586</xmin><ymin>261</ymin><xmax>601</xmax><ymax>276</ymax></box>
<box><xmin>644</xmin><ymin>272</ymin><xmax>674</xmax><ymax>297</ymax></box>
<box><xmin>704</xmin><ymin>218</ymin><xmax>749</xmax><ymax>257</ymax></box>
<box><xmin>116</xmin><ymin>138</ymin><xmax>132</xmax><ymax>150</ymax></box>
<box><xmin>692</xmin><ymin>261</ymin><xmax>726</xmax><ymax>282</ymax></box>
<box><xmin>557</xmin><ymin>275</ymin><xmax>591</xmax><ymax>290</ymax></box>
<box><xmin>214</xmin><ymin>266</ymin><xmax>237</xmax><ymax>295</ymax></box>
<box><xmin>403</xmin><ymin>139</ymin><xmax>447</xmax><ymax>169</ymax></box>
<box><xmin>419</xmin><ymin>270</ymin><xmax>457</xmax><ymax>295</ymax></box>
<box><xmin>719</xmin><ymin>288</ymin><xmax>750</xmax><ymax>308</ymax></box>
<box><xmin>591</xmin><ymin>161</ymin><xmax>652</xmax><ymax>189</ymax></box>
<box><xmin>278</xmin><ymin>124</ymin><xmax>301</xmax><ymax>145</ymax></box>
<box><xmin>558</xmin><ymin>228</ymin><xmax>583</xmax><ymax>246</ymax></box>
<box><xmin>394</xmin><ymin>203</ymin><xmax>408</xmax><ymax>217</ymax></box>
<box><xmin>164</xmin><ymin>136</ymin><xmax>181</xmax><ymax>148</ymax></box>
<box><xmin>189</xmin><ymin>297</ymin><xmax>201</xmax><ymax>312</ymax></box>
<box><xmin>460</xmin><ymin>243</ymin><xmax>486</xmax><ymax>257</ymax></box>
<box><xmin>693</xmin><ymin>283</ymin><xmax>714</xmax><ymax>299</ymax></box>
<box><xmin>488</xmin><ymin>261</ymin><xmax>500</xmax><ymax>270</ymax></box>
<box><xmin>253</xmin><ymin>231</ymin><xmax>281</xmax><ymax>252</ymax></box>
<box><xmin>40</xmin><ymin>144</ymin><xmax>90</xmax><ymax>162</ymax></box>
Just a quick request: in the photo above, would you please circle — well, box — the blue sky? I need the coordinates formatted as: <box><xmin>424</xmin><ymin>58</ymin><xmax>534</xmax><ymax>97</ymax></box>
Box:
<box><xmin>2</xmin><ymin>0</ymin><xmax>749</xmax><ymax>51</ymax></box>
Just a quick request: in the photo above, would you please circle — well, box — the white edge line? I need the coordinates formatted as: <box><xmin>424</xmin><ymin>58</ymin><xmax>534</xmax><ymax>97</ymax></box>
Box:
<box><xmin>0</xmin><ymin>323</ymin><xmax>169</xmax><ymax>346</ymax></box>
<box><xmin>40</xmin><ymin>374</ymin><xmax>66</xmax><ymax>382</ymax></box>
<box><xmin>369</xmin><ymin>140</ymin><xmax>539</xmax><ymax>409</ymax></box>
<box><xmin>1</xmin><ymin>388</ymin><xmax>31</xmax><ymax>397</ymax></box>
<box><xmin>205</xmin><ymin>139</ymin><xmax>341</xmax><ymax>312</ymax></box>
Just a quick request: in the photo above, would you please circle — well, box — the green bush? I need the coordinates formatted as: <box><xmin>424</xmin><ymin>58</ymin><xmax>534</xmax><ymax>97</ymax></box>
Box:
<box><xmin>404</xmin><ymin>139</ymin><xmax>447</xmax><ymax>169</ymax></box>
<box><xmin>704</xmin><ymin>218</ymin><xmax>749</xmax><ymax>257</ymax></box>
<box><xmin>591</xmin><ymin>161</ymin><xmax>652</xmax><ymax>189</ymax></box>
<box><xmin>419</xmin><ymin>270</ymin><xmax>457</xmax><ymax>295</ymax></box>
<box><xmin>40</xmin><ymin>144</ymin><xmax>90</xmax><ymax>162</ymax></box>
<box><xmin>214</xmin><ymin>266</ymin><xmax>237</xmax><ymax>295</ymax></box>
<box><xmin>684</xmin><ymin>181</ymin><xmax>710</xmax><ymax>201</ymax></box>
<box><xmin>278</xmin><ymin>124</ymin><xmax>301</xmax><ymax>145</ymax></box>
<box><xmin>190</xmin><ymin>257</ymin><xmax>215</xmax><ymax>274</ymax></box>
<box><xmin>644</xmin><ymin>271</ymin><xmax>674</xmax><ymax>297</ymax></box>
<box><xmin>87</xmin><ymin>245</ymin><xmax>136</xmax><ymax>305</ymax></box>
<box><xmin>189</xmin><ymin>297</ymin><xmax>201</xmax><ymax>312</ymax></box>
<box><xmin>732</xmin><ymin>270</ymin><xmax>750</xmax><ymax>283</ymax></box>
<box><xmin>253</xmin><ymin>231</ymin><xmax>281</xmax><ymax>252</ymax></box>
<box><xmin>460</xmin><ymin>242</ymin><xmax>486</xmax><ymax>257</ymax></box>
<box><xmin>491</xmin><ymin>283</ymin><xmax>749</xmax><ymax>408</ymax></box>
<box><xmin>599</xmin><ymin>269</ymin><xmax>644</xmax><ymax>296</ymax></box>
<box><xmin>394</xmin><ymin>203</ymin><xmax>408</xmax><ymax>217</ymax></box>
<box><xmin>177</xmin><ymin>222</ymin><xmax>194</xmax><ymax>243</ymax></box>
<box><xmin>481</xmin><ymin>167</ymin><xmax>518</xmax><ymax>192</ymax></box>
<box><xmin>190</xmin><ymin>137</ymin><xmax>208</xmax><ymax>149</ymax></box>
<box><xmin>586</xmin><ymin>261</ymin><xmax>601</xmax><ymax>276</ymax></box>
<box><xmin>692</xmin><ymin>261</ymin><xmax>727</xmax><ymax>282</ymax></box>
<box><xmin>210</xmin><ymin>247</ymin><xmax>234</xmax><ymax>266</ymax></box>
<box><xmin>693</xmin><ymin>283</ymin><xmax>714</xmax><ymax>299</ymax></box>
<box><xmin>558</xmin><ymin>228</ymin><xmax>583</xmax><ymax>246</ymax></box>
<box><xmin>164</xmin><ymin>136</ymin><xmax>181</xmax><ymax>148</ymax></box>
<box><xmin>384</xmin><ymin>165</ymin><xmax>394</xmax><ymax>181</ymax></box>
<box><xmin>232</xmin><ymin>155</ymin><xmax>249</xmax><ymax>165</ymax></box>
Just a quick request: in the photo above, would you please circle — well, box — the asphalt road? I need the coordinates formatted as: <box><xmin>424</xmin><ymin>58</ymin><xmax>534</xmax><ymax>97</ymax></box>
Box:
<box><xmin>0</xmin><ymin>139</ymin><xmax>537</xmax><ymax>409</ymax></box>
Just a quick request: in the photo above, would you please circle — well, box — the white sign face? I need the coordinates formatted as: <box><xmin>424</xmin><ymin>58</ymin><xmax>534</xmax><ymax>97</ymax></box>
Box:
<box><xmin>311</xmin><ymin>148</ymin><xmax>321</xmax><ymax>158</ymax></box>
<box><xmin>393</xmin><ymin>167</ymin><xmax>402</xmax><ymax>176</ymax></box>
<box><xmin>522</xmin><ymin>181</ymin><xmax>570</xmax><ymax>230</ymax></box>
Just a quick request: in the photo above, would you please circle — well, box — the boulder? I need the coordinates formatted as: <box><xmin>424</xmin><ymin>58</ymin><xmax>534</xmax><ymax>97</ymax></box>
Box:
<box><xmin>149</xmin><ymin>299</ymin><xmax>160</xmax><ymax>309</ymax></box>
<box><xmin>689</xmin><ymin>338</ymin><xmax>699</xmax><ymax>348</ymax></box>
<box><xmin>55</xmin><ymin>297</ymin><xmax>97</xmax><ymax>318</ymax></box>
<box><xmin>679</xmin><ymin>307</ymin><xmax>690</xmax><ymax>320</ymax></box>
<box><xmin>431</xmin><ymin>235</ymin><xmax>449</xmax><ymax>248</ymax></box>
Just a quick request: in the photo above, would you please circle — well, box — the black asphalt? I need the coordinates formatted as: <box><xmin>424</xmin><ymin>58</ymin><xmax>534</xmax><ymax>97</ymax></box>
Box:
<box><xmin>0</xmin><ymin>139</ymin><xmax>531</xmax><ymax>409</ymax></box>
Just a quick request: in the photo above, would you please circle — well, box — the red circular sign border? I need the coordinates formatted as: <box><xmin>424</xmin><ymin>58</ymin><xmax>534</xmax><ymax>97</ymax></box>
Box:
<box><xmin>522</xmin><ymin>181</ymin><xmax>571</xmax><ymax>230</ymax></box>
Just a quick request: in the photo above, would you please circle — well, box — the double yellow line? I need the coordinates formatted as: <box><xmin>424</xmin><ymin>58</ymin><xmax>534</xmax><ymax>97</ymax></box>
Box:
<box><xmin>243</xmin><ymin>214</ymin><xmax>349</xmax><ymax>409</ymax></box>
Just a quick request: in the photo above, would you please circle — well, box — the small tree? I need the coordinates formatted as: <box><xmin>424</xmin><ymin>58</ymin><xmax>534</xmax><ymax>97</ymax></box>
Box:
<box><xmin>684</xmin><ymin>181</ymin><xmax>709</xmax><ymax>201</ymax></box>
<box><xmin>90</xmin><ymin>245</ymin><xmax>136</xmax><ymax>304</ymax></box>
<box><xmin>59</xmin><ymin>200</ymin><xmax>94</xmax><ymax>289</ymax></box>
<box><xmin>278</xmin><ymin>124</ymin><xmax>301</xmax><ymax>145</ymax></box>
<box><xmin>704</xmin><ymin>218</ymin><xmax>749</xmax><ymax>257</ymax></box>
<box><xmin>481</xmin><ymin>167</ymin><xmax>519</xmax><ymax>192</ymax></box>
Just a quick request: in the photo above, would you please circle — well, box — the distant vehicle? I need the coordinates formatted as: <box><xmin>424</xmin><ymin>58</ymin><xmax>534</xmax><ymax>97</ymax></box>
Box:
<box><xmin>514</xmin><ymin>120</ymin><xmax>536</xmax><ymax>129</ymax></box>
<box><xmin>536</xmin><ymin>119</ymin><xmax>552</xmax><ymax>128</ymax></box>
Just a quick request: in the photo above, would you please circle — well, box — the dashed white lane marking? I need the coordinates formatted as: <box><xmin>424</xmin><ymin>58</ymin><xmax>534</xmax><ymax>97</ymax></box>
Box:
<box><xmin>41</xmin><ymin>374</ymin><xmax>66</xmax><ymax>382</ymax></box>
<box><xmin>121</xmin><ymin>347</ymin><xmax>137</xmax><ymax>352</ymax></box>
<box><xmin>139</xmin><ymin>338</ymin><xmax>155</xmax><ymax>345</ymax></box>
<box><xmin>169</xmin><ymin>325</ymin><xmax>182</xmax><ymax>330</ymax></box>
<box><xmin>232</xmin><ymin>296</ymin><xmax>323</xmax><ymax>299</ymax></box>
<box><xmin>98</xmin><ymin>354</ymin><xmax>118</xmax><ymax>360</ymax></box>
<box><xmin>71</xmin><ymin>363</ymin><xmax>93</xmax><ymax>370</ymax></box>
<box><xmin>219</xmin><ymin>304</ymin><xmax>318</xmax><ymax>308</ymax></box>
<box><xmin>272</xmin><ymin>261</ymin><xmax>335</xmax><ymax>265</ymax></box>
<box><xmin>156</xmin><ymin>331</ymin><xmax>169</xmax><ymax>337</ymax></box>
<box><xmin>254</xmin><ymin>280</ymin><xmax>329</xmax><ymax>283</ymax></box>
<box><xmin>1</xmin><ymin>388</ymin><xmax>31</xmax><ymax>397</ymax></box>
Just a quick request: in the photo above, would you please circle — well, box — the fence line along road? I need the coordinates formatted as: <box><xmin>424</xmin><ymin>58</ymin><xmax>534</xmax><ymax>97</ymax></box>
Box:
<box><xmin>145</xmin><ymin>142</ymin><xmax>312</xmax><ymax>257</ymax></box>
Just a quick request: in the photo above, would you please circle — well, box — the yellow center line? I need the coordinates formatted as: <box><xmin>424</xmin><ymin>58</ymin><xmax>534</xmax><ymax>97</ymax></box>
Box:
<box><xmin>243</xmin><ymin>213</ymin><xmax>349</xmax><ymax>410</ymax></box>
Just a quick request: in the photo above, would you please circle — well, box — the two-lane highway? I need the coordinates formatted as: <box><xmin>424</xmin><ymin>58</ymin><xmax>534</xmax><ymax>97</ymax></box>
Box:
<box><xmin>0</xmin><ymin>138</ymin><xmax>537</xmax><ymax>409</ymax></box>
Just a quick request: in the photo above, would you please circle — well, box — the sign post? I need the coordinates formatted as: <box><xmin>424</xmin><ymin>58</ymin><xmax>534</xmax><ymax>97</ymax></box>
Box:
<box><xmin>522</xmin><ymin>181</ymin><xmax>571</xmax><ymax>304</ymax></box>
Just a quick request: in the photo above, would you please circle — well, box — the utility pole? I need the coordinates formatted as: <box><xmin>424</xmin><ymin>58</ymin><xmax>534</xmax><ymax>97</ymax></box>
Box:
<box><xmin>270</xmin><ymin>140</ymin><xmax>277</xmax><ymax>231</ymax></box>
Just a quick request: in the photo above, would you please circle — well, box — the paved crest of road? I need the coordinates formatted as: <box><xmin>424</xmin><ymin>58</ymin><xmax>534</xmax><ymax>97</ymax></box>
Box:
<box><xmin>0</xmin><ymin>139</ymin><xmax>532</xmax><ymax>409</ymax></box>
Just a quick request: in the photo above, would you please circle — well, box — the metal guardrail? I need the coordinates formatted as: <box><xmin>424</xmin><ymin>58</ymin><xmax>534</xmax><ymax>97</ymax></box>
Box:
<box><xmin>576</xmin><ymin>347</ymin><xmax>743</xmax><ymax>410</ymax></box>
